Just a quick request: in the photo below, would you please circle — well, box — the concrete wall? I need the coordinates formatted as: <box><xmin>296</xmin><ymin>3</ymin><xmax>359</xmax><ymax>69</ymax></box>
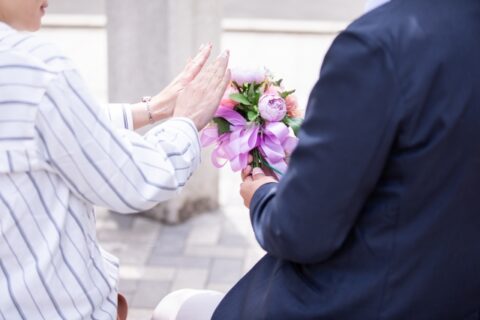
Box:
<box><xmin>47</xmin><ymin>0</ymin><xmax>105</xmax><ymax>15</ymax></box>
<box><xmin>223</xmin><ymin>0</ymin><xmax>363</xmax><ymax>21</ymax></box>
<box><xmin>106</xmin><ymin>0</ymin><xmax>223</xmax><ymax>223</ymax></box>
<box><xmin>47</xmin><ymin>0</ymin><xmax>363</xmax><ymax>21</ymax></box>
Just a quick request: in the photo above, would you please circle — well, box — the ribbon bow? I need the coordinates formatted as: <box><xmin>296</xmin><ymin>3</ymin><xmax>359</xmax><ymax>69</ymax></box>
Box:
<box><xmin>201</xmin><ymin>106</ymin><xmax>298</xmax><ymax>176</ymax></box>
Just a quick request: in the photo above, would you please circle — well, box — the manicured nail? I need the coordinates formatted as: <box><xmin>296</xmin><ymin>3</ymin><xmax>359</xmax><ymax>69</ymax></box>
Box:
<box><xmin>219</xmin><ymin>50</ymin><xmax>229</xmax><ymax>58</ymax></box>
<box><xmin>252</xmin><ymin>168</ymin><xmax>264</xmax><ymax>176</ymax></box>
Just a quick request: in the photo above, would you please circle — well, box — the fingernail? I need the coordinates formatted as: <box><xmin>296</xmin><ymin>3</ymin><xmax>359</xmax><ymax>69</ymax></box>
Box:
<box><xmin>218</xmin><ymin>50</ymin><xmax>229</xmax><ymax>58</ymax></box>
<box><xmin>252</xmin><ymin>168</ymin><xmax>264</xmax><ymax>176</ymax></box>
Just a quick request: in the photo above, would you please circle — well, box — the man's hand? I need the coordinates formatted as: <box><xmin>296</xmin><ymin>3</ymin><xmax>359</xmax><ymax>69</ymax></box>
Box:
<box><xmin>240</xmin><ymin>166</ymin><xmax>277</xmax><ymax>208</ymax></box>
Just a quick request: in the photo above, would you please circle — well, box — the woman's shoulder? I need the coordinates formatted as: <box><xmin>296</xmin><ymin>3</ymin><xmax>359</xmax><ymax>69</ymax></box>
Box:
<box><xmin>0</xmin><ymin>32</ymin><xmax>70</xmax><ymax>102</ymax></box>
<box><xmin>0</xmin><ymin>30</ymin><xmax>74</xmax><ymax>72</ymax></box>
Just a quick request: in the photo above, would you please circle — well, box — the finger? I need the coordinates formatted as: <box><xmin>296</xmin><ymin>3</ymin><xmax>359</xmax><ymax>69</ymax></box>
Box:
<box><xmin>212</xmin><ymin>68</ymin><xmax>231</xmax><ymax>102</ymax></box>
<box><xmin>191</xmin><ymin>44</ymin><xmax>212</xmax><ymax>71</ymax></box>
<box><xmin>191</xmin><ymin>59</ymin><xmax>214</xmax><ymax>86</ymax></box>
<box><xmin>243</xmin><ymin>175</ymin><xmax>253</xmax><ymax>183</ymax></box>
<box><xmin>182</xmin><ymin>44</ymin><xmax>210</xmax><ymax>74</ymax></box>
<box><xmin>184</xmin><ymin>44</ymin><xmax>212</xmax><ymax>81</ymax></box>
<box><xmin>252</xmin><ymin>167</ymin><xmax>266</xmax><ymax>180</ymax></box>
<box><xmin>241</xmin><ymin>165</ymin><xmax>253</xmax><ymax>181</ymax></box>
<box><xmin>209</xmin><ymin>50</ymin><xmax>230</xmax><ymax>87</ymax></box>
<box><xmin>197</xmin><ymin>50</ymin><xmax>229</xmax><ymax>87</ymax></box>
<box><xmin>248</xmin><ymin>154</ymin><xmax>253</xmax><ymax>164</ymax></box>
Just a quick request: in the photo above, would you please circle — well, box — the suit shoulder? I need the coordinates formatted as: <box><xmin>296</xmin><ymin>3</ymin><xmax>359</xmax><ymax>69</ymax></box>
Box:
<box><xmin>343</xmin><ymin>1</ymin><xmax>430</xmax><ymax>60</ymax></box>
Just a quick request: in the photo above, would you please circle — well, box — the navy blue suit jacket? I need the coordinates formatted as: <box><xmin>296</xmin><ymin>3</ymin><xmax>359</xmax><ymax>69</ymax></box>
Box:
<box><xmin>213</xmin><ymin>0</ymin><xmax>480</xmax><ymax>319</ymax></box>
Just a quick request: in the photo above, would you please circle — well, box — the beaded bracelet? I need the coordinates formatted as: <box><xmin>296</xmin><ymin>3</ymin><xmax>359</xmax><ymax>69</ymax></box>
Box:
<box><xmin>142</xmin><ymin>96</ymin><xmax>155</xmax><ymax>124</ymax></box>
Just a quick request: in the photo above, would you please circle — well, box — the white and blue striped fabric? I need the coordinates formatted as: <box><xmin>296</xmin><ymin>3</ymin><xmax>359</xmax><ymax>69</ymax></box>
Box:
<box><xmin>0</xmin><ymin>21</ymin><xmax>201</xmax><ymax>320</ymax></box>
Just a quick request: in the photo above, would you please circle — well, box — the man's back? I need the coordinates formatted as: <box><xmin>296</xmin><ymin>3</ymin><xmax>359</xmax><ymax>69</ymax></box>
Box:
<box><xmin>350</xmin><ymin>0</ymin><xmax>480</xmax><ymax>318</ymax></box>
<box><xmin>214</xmin><ymin>0</ymin><xmax>480</xmax><ymax>318</ymax></box>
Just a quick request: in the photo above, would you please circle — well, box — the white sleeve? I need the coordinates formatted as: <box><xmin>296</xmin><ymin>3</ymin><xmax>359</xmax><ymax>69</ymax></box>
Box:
<box><xmin>35</xmin><ymin>69</ymin><xmax>201</xmax><ymax>214</ymax></box>
<box><xmin>104</xmin><ymin>103</ymin><xmax>134</xmax><ymax>130</ymax></box>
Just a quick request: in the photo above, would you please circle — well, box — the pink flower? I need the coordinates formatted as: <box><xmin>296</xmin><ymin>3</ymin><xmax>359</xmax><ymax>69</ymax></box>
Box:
<box><xmin>264</xmin><ymin>85</ymin><xmax>281</xmax><ymax>96</ymax></box>
<box><xmin>285</xmin><ymin>95</ymin><xmax>303</xmax><ymax>118</ymax></box>
<box><xmin>231</xmin><ymin>66</ymin><xmax>266</xmax><ymax>86</ymax></box>
<box><xmin>258</xmin><ymin>94</ymin><xmax>287</xmax><ymax>122</ymax></box>
<box><xmin>220</xmin><ymin>85</ymin><xmax>239</xmax><ymax>108</ymax></box>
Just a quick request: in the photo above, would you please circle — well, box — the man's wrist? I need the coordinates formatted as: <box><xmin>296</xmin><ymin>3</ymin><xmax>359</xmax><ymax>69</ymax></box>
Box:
<box><xmin>250</xmin><ymin>182</ymin><xmax>277</xmax><ymax>211</ymax></box>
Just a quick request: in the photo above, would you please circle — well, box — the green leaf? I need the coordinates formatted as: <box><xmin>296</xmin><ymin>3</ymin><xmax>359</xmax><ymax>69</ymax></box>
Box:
<box><xmin>213</xmin><ymin>117</ymin><xmax>231</xmax><ymax>134</ymax></box>
<box><xmin>248</xmin><ymin>83</ymin><xmax>255</xmax><ymax>100</ymax></box>
<box><xmin>232</xmin><ymin>81</ymin><xmax>242</xmax><ymax>92</ymax></box>
<box><xmin>254</xmin><ymin>83</ymin><xmax>263</xmax><ymax>91</ymax></box>
<box><xmin>247</xmin><ymin>110</ymin><xmax>259</xmax><ymax>121</ymax></box>
<box><xmin>253</xmin><ymin>92</ymin><xmax>261</xmax><ymax>105</ymax></box>
<box><xmin>284</xmin><ymin>117</ymin><xmax>303</xmax><ymax>137</ymax></box>
<box><xmin>280</xmin><ymin>90</ymin><xmax>296</xmax><ymax>99</ymax></box>
<box><xmin>274</xmin><ymin>79</ymin><xmax>284</xmax><ymax>87</ymax></box>
<box><xmin>229</xmin><ymin>93</ymin><xmax>252</xmax><ymax>106</ymax></box>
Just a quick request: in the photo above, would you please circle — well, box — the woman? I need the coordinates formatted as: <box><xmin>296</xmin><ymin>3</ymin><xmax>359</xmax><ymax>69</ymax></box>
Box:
<box><xmin>0</xmin><ymin>0</ymin><xmax>230</xmax><ymax>319</ymax></box>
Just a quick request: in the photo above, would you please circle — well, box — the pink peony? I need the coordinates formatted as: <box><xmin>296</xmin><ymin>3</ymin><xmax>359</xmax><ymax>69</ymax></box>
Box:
<box><xmin>220</xmin><ymin>85</ymin><xmax>239</xmax><ymax>108</ymax></box>
<box><xmin>285</xmin><ymin>95</ymin><xmax>303</xmax><ymax>118</ymax></box>
<box><xmin>258</xmin><ymin>94</ymin><xmax>287</xmax><ymax>122</ymax></box>
<box><xmin>264</xmin><ymin>85</ymin><xmax>282</xmax><ymax>96</ymax></box>
<box><xmin>231</xmin><ymin>66</ymin><xmax>266</xmax><ymax>86</ymax></box>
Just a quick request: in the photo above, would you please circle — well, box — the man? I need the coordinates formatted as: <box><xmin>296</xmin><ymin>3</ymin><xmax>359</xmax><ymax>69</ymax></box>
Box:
<box><xmin>217</xmin><ymin>0</ymin><xmax>480</xmax><ymax>318</ymax></box>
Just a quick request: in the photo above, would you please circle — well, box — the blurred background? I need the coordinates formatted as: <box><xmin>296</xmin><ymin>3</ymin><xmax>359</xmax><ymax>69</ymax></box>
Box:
<box><xmin>39</xmin><ymin>1</ymin><xmax>363</xmax><ymax>318</ymax></box>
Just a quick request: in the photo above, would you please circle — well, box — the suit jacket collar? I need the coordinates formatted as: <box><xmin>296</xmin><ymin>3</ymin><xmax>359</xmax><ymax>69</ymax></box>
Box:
<box><xmin>365</xmin><ymin>0</ymin><xmax>391</xmax><ymax>12</ymax></box>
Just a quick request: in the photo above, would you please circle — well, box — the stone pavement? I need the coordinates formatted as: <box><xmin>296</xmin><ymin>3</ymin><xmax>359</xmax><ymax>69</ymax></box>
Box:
<box><xmin>96</xmin><ymin>170</ymin><xmax>265</xmax><ymax>319</ymax></box>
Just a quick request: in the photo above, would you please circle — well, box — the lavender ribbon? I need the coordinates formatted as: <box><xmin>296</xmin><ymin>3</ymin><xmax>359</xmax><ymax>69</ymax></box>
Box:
<box><xmin>201</xmin><ymin>106</ymin><xmax>299</xmax><ymax>173</ymax></box>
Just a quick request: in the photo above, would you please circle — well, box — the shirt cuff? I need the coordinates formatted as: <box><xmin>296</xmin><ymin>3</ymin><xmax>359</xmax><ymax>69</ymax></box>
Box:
<box><xmin>152</xmin><ymin>117</ymin><xmax>201</xmax><ymax>168</ymax></box>
<box><xmin>106</xmin><ymin>103</ymin><xmax>134</xmax><ymax>130</ymax></box>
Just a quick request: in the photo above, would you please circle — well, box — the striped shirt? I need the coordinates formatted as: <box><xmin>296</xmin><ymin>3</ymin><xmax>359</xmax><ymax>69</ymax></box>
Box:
<box><xmin>0</xmin><ymin>22</ymin><xmax>201</xmax><ymax>319</ymax></box>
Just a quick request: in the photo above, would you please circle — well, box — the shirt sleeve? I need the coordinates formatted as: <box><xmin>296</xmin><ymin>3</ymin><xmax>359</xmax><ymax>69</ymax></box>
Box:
<box><xmin>104</xmin><ymin>103</ymin><xmax>134</xmax><ymax>131</ymax></box>
<box><xmin>34</xmin><ymin>69</ymin><xmax>201</xmax><ymax>214</ymax></box>
<box><xmin>249</xmin><ymin>31</ymin><xmax>401</xmax><ymax>264</ymax></box>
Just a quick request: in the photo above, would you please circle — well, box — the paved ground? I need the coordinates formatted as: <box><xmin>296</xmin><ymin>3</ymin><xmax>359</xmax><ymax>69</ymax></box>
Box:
<box><xmin>96</xmin><ymin>170</ymin><xmax>265</xmax><ymax>319</ymax></box>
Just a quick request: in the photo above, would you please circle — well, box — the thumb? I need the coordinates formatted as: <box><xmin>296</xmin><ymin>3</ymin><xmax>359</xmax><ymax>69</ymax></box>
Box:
<box><xmin>252</xmin><ymin>167</ymin><xmax>266</xmax><ymax>181</ymax></box>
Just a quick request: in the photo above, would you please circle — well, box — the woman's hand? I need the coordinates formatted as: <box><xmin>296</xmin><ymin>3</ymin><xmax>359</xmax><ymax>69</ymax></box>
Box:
<box><xmin>150</xmin><ymin>43</ymin><xmax>213</xmax><ymax>119</ymax></box>
<box><xmin>174</xmin><ymin>50</ymin><xmax>231</xmax><ymax>130</ymax></box>
<box><xmin>130</xmin><ymin>44</ymin><xmax>213</xmax><ymax>130</ymax></box>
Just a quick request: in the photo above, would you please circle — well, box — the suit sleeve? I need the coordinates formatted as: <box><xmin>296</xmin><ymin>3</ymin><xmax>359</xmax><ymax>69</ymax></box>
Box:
<box><xmin>249</xmin><ymin>32</ymin><xmax>401</xmax><ymax>264</ymax></box>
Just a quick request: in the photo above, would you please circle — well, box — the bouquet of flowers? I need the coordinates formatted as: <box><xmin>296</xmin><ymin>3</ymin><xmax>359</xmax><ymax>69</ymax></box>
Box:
<box><xmin>201</xmin><ymin>66</ymin><xmax>303</xmax><ymax>178</ymax></box>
